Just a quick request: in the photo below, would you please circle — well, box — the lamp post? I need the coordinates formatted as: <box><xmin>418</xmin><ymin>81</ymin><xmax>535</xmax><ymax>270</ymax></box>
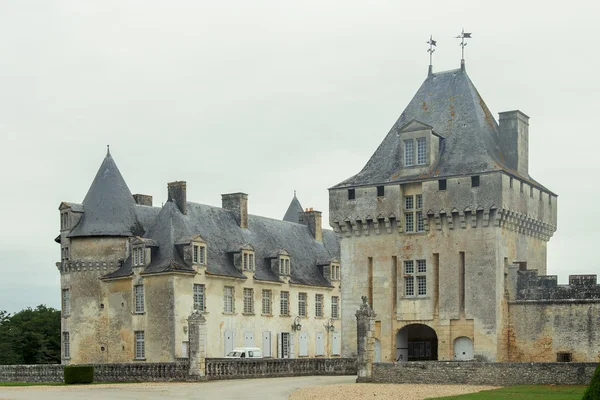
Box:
<box><xmin>291</xmin><ymin>316</ymin><xmax>302</xmax><ymax>331</ymax></box>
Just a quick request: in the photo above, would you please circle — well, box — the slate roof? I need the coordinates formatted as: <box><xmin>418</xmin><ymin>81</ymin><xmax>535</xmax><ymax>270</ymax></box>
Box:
<box><xmin>283</xmin><ymin>192</ymin><xmax>304</xmax><ymax>224</ymax></box>
<box><xmin>332</xmin><ymin>67</ymin><xmax>552</xmax><ymax>193</ymax></box>
<box><xmin>69</xmin><ymin>150</ymin><xmax>143</xmax><ymax>237</ymax></box>
<box><xmin>104</xmin><ymin>199</ymin><xmax>339</xmax><ymax>287</ymax></box>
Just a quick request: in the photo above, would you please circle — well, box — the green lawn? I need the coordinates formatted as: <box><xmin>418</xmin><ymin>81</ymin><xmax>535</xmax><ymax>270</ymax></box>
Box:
<box><xmin>430</xmin><ymin>385</ymin><xmax>587</xmax><ymax>400</ymax></box>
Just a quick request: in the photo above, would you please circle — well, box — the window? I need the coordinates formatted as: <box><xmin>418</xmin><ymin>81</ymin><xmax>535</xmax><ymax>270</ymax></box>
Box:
<box><xmin>243</xmin><ymin>252</ymin><xmax>254</xmax><ymax>271</ymax></box>
<box><xmin>330</xmin><ymin>264</ymin><xmax>341</xmax><ymax>281</ymax></box>
<box><xmin>404</xmin><ymin>260</ymin><xmax>427</xmax><ymax>297</ymax></box>
<box><xmin>510</xmin><ymin>177</ymin><xmax>513</xmax><ymax>188</ymax></box>
<box><xmin>439</xmin><ymin>179</ymin><xmax>447</xmax><ymax>190</ymax></box>
<box><xmin>63</xmin><ymin>332</ymin><xmax>70</xmax><ymax>358</ymax></box>
<box><xmin>62</xmin><ymin>289</ymin><xmax>70</xmax><ymax>315</ymax></box>
<box><xmin>134</xmin><ymin>285</ymin><xmax>144</xmax><ymax>313</ymax></box>
<box><xmin>224</xmin><ymin>286</ymin><xmax>234</xmax><ymax>313</ymax></box>
<box><xmin>331</xmin><ymin>296</ymin><xmax>339</xmax><ymax>319</ymax></box>
<box><xmin>193</xmin><ymin>245</ymin><xmax>198</xmax><ymax>263</ymax></box>
<box><xmin>193</xmin><ymin>244</ymin><xmax>206</xmax><ymax>265</ymax></box>
<box><xmin>133</xmin><ymin>247</ymin><xmax>144</xmax><ymax>266</ymax></box>
<box><xmin>315</xmin><ymin>294</ymin><xmax>323</xmax><ymax>317</ymax></box>
<box><xmin>377</xmin><ymin>186</ymin><xmax>384</xmax><ymax>197</ymax></box>
<box><xmin>416</xmin><ymin>194</ymin><xmax>423</xmax><ymax>209</ymax></box>
<box><xmin>404</xmin><ymin>196</ymin><xmax>414</xmax><ymax>210</ymax></box>
<box><xmin>135</xmin><ymin>331</ymin><xmax>145</xmax><ymax>359</ymax></box>
<box><xmin>520</xmin><ymin>181</ymin><xmax>524</xmax><ymax>193</ymax></box>
<box><xmin>417</xmin><ymin>137</ymin><xmax>427</xmax><ymax>165</ymax></box>
<box><xmin>280</xmin><ymin>257</ymin><xmax>291</xmax><ymax>275</ymax></box>
<box><xmin>262</xmin><ymin>289</ymin><xmax>272</xmax><ymax>315</ymax></box>
<box><xmin>557</xmin><ymin>352</ymin><xmax>572</xmax><ymax>362</ymax></box>
<box><xmin>530</xmin><ymin>186</ymin><xmax>534</xmax><ymax>198</ymax></box>
<box><xmin>193</xmin><ymin>284</ymin><xmax>205</xmax><ymax>311</ymax></box>
<box><xmin>348</xmin><ymin>189</ymin><xmax>355</xmax><ymax>200</ymax></box>
<box><xmin>61</xmin><ymin>213</ymin><xmax>69</xmax><ymax>230</ymax></box>
<box><xmin>243</xmin><ymin>288</ymin><xmax>254</xmax><ymax>314</ymax></box>
<box><xmin>61</xmin><ymin>247</ymin><xmax>69</xmax><ymax>261</ymax></box>
<box><xmin>404</xmin><ymin>139</ymin><xmax>414</xmax><ymax>166</ymax></box>
<box><xmin>200</xmin><ymin>246</ymin><xmax>206</xmax><ymax>264</ymax></box>
<box><xmin>298</xmin><ymin>292</ymin><xmax>307</xmax><ymax>317</ymax></box>
<box><xmin>405</xmin><ymin>212</ymin><xmax>414</xmax><ymax>232</ymax></box>
<box><xmin>471</xmin><ymin>176</ymin><xmax>480</xmax><ymax>187</ymax></box>
<box><xmin>280</xmin><ymin>291</ymin><xmax>289</xmax><ymax>315</ymax></box>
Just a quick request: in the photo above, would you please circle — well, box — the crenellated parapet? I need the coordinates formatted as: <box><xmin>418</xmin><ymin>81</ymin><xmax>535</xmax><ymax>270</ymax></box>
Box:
<box><xmin>56</xmin><ymin>259</ymin><xmax>122</xmax><ymax>275</ymax></box>
<box><xmin>331</xmin><ymin>205</ymin><xmax>556</xmax><ymax>241</ymax></box>
<box><xmin>513</xmin><ymin>269</ymin><xmax>600</xmax><ymax>301</ymax></box>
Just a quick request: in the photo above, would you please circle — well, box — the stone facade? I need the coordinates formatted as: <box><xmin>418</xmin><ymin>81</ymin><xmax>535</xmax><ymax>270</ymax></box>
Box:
<box><xmin>371</xmin><ymin>361</ymin><xmax>597</xmax><ymax>386</ymax></box>
<box><xmin>327</xmin><ymin>62</ymin><xmax>600</xmax><ymax>364</ymax></box>
<box><xmin>57</xmin><ymin>150</ymin><xmax>342</xmax><ymax>364</ymax></box>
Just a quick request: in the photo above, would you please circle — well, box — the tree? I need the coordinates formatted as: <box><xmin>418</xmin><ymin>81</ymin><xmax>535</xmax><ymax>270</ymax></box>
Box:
<box><xmin>582</xmin><ymin>363</ymin><xmax>600</xmax><ymax>400</ymax></box>
<box><xmin>0</xmin><ymin>305</ymin><xmax>61</xmax><ymax>365</ymax></box>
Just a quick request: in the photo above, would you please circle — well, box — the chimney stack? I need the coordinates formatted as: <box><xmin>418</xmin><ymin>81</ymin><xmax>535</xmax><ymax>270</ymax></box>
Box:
<box><xmin>133</xmin><ymin>194</ymin><xmax>153</xmax><ymax>207</ymax></box>
<box><xmin>499</xmin><ymin>110</ymin><xmax>529</xmax><ymax>176</ymax></box>
<box><xmin>299</xmin><ymin>209</ymin><xmax>322</xmax><ymax>241</ymax></box>
<box><xmin>222</xmin><ymin>193</ymin><xmax>248</xmax><ymax>229</ymax></box>
<box><xmin>167</xmin><ymin>181</ymin><xmax>187</xmax><ymax>214</ymax></box>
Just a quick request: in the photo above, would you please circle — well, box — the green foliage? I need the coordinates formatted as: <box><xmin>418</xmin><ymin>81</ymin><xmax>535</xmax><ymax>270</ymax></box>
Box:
<box><xmin>430</xmin><ymin>385</ymin><xmax>586</xmax><ymax>400</ymax></box>
<box><xmin>0</xmin><ymin>305</ymin><xmax>61</xmax><ymax>365</ymax></box>
<box><xmin>582</xmin><ymin>364</ymin><xmax>600</xmax><ymax>400</ymax></box>
<box><xmin>64</xmin><ymin>366</ymin><xmax>94</xmax><ymax>384</ymax></box>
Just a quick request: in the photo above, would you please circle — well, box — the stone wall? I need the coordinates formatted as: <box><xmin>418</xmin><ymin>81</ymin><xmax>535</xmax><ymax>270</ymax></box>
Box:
<box><xmin>205</xmin><ymin>358</ymin><xmax>357</xmax><ymax>380</ymax></box>
<box><xmin>0</xmin><ymin>362</ymin><xmax>190</xmax><ymax>383</ymax></box>
<box><xmin>372</xmin><ymin>361</ymin><xmax>597</xmax><ymax>385</ymax></box>
<box><xmin>514</xmin><ymin>270</ymin><xmax>600</xmax><ymax>300</ymax></box>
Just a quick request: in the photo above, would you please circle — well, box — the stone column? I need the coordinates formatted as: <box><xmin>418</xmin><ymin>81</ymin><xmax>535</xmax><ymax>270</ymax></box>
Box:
<box><xmin>356</xmin><ymin>295</ymin><xmax>376</xmax><ymax>382</ymax></box>
<box><xmin>188</xmin><ymin>310</ymin><xmax>207</xmax><ymax>380</ymax></box>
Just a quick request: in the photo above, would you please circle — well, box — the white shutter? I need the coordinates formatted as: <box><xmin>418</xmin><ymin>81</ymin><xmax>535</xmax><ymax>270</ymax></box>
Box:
<box><xmin>224</xmin><ymin>329</ymin><xmax>235</xmax><ymax>356</ymax></box>
<box><xmin>262</xmin><ymin>332</ymin><xmax>271</xmax><ymax>357</ymax></box>
<box><xmin>316</xmin><ymin>332</ymin><xmax>324</xmax><ymax>356</ymax></box>
<box><xmin>244</xmin><ymin>331</ymin><xmax>254</xmax><ymax>347</ymax></box>
<box><xmin>299</xmin><ymin>332</ymin><xmax>308</xmax><ymax>356</ymax></box>
<box><xmin>289</xmin><ymin>333</ymin><xmax>295</xmax><ymax>359</ymax></box>
<box><xmin>332</xmin><ymin>332</ymin><xmax>341</xmax><ymax>355</ymax></box>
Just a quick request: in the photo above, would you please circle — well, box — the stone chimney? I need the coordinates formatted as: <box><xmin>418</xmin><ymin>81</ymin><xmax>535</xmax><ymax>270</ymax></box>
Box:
<box><xmin>168</xmin><ymin>181</ymin><xmax>187</xmax><ymax>214</ymax></box>
<box><xmin>133</xmin><ymin>194</ymin><xmax>153</xmax><ymax>206</ymax></box>
<box><xmin>222</xmin><ymin>193</ymin><xmax>248</xmax><ymax>229</ymax></box>
<box><xmin>499</xmin><ymin>110</ymin><xmax>529</xmax><ymax>176</ymax></box>
<box><xmin>299</xmin><ymin>208</ymin><xmax>322</xmax><ymax>241</ymax></box>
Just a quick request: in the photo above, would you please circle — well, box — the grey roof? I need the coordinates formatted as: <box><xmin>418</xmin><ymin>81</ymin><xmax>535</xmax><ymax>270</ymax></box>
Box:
<box><xmin>69</xmin><ymin>151</ymin><xmax>142</xmax><ymax>237</ymax></box>
<box><xmin>104</xmin><ymin>200</ymin><xmax>339</xmax><ymax>287</ymax></box>
<box><xmin>332</xmin><ymin>67</ymin><xmax>552</xmax><ymax>192</ymax></box>
<box><xmin>282</xmin><ymin>192</ymin><xmax>304</xmax><ymax>223</ymax></box>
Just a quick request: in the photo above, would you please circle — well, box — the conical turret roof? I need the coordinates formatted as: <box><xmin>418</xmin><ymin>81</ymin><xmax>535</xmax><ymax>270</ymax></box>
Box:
<box><xmin>69</xmin><ymin>150</ymin><xmax>141</xmax><ymax>237</ymax></box>
<box><xmin>333</xmin><ymin>67</ymin><xmax>539</xmax><ymax>189</ymax></box>
<box><xmin>283</xmin><ymin>192</ymin><xmax>304</xmax><ymax>223</ymax></box>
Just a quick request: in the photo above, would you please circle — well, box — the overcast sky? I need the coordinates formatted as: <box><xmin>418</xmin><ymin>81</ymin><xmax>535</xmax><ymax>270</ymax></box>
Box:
<box><xmin>1</xmin><ymin>1</ymin><xmax>599</xmax><ymax>313</ymax></box>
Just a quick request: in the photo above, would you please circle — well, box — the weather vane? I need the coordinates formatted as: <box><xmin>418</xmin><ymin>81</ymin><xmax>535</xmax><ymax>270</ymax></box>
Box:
<box><xmin>455</xmin><ymin>29</ymin><xmax>472</xmax><ymax>60</ymax></box>
<box><xmin>426</xmin><ymin>35</ymin><xmax>436</xmax><ymax>66</ymax></box>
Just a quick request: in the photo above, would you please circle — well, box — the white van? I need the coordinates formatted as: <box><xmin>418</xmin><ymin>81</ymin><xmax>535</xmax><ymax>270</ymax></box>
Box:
<box><xmin>225</xmin><ymin>347</ymin><xmax>263</xmax><ymax>359</ymax></box>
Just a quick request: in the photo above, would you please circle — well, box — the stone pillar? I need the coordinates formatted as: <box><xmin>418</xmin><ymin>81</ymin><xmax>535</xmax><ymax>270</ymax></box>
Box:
<box><xmin>188</xmin><ymin>310</ymin><xmax>207</xmax><ymax>380</ymax></box>
<box><xmin>356</xmin><ymin>295</ymin><xmax>376</xmax><ymax>382</ymax></box>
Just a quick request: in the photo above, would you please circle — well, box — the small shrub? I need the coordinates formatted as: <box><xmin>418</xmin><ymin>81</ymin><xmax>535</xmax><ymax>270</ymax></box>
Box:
<box><xmin>64</xmin><ymin>366</ymin><xmax>94</xmax><ymax>384</ymax></box>
<box><xmin>582</xmin><ymin>363</ymin><xmax>600</xmax><ymax>400</ymax></box>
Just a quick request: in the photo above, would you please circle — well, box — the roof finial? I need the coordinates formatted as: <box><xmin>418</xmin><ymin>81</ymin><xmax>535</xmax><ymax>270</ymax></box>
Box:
<box><xmin>107</xmin><ymin>144</ymin><xmax>110</xmax><ymax>156</ymax></box>
<box><xmin>294</xmin><ymin>190</ymin><xmax>297</xmax><ymax>197</ymax></box>
<box><xmin>427</xmin><ymin>35</ymin><xmax>436</xmax><ymax>77</ymax></box>
<box><xmin>455</xmin><ymin>28</ymin><xmax>472</xmax><ymax>71</ymax></box>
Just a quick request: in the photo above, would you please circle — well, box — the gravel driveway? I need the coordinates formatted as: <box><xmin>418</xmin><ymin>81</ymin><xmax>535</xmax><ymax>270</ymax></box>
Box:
<box><xmin>290</xmin><ymin>383</ymin><xmax>500</xmax><ymax>400</ymax></box>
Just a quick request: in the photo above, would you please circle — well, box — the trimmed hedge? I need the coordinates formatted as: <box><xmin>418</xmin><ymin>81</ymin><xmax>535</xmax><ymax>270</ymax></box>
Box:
<box><xmin>64</xmin><ymin>366</ymin><xmax>94</xmax><ymax>384</ymax></box>
<box><xmin>582</xmin><ymin>363</ymin><xmax>600</xmax><ymax>400</ymax></box>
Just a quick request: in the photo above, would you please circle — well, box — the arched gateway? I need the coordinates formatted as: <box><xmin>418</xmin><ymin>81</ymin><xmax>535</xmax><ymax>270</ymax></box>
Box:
<box><xmin>396</xmin><ymin>324</ymin><xmax>438</xmax><ymax>361</ymax></box>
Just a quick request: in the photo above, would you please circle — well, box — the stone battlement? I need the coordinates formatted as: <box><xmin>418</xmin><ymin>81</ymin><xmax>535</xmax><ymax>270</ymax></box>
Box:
<box><xmin>56</xmin><ymin>259</ymin><xmax>122</xmax><ymax>274</ymax></box>
<box><xmin>513</xmin><ymin>269</ymin><xmax>600</xmax><ymax>301</ymax></box>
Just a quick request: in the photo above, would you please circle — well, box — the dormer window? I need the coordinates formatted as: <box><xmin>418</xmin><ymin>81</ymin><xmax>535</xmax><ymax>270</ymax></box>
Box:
<box><xmin>405</xmin><ymin>137</ymin><xmax>428</xmax><ymax>167</ymax></box>
<box><xmin>133</xmin><ymin>247</ymin><xmax>145</xmax><ymax>266</ymax></box>
<box><xmin>416</xmin><ymin>138</ymin><xmax>427</xmax><ymax>165</ymax></box>
<box><xmin>193</xmin><ymin>244</ymin><xmax>207</xmax><ymax>265</ymax></box>
<box><xmin>279</xmin><ymin>256</ymin><xmax>291</xmax><ymax>275</ymax></box>
<box><xmin>242</xmin><ymin>250</ymin><xmax>255</xmax><ymax>271</ymax></box>
<box><xmin>60</xmin><ymin>212</ymin><xmax>69</xmax><ymax>230</ymax></box>
<box><xmin>331</xmin><ymin>263</ymin><xmax>341</xmax><ymax>281</ymax></box>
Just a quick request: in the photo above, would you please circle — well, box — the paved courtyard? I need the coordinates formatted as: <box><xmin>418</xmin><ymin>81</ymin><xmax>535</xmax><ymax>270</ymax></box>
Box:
<box><xmin>0</xmin><ymin>376</ymin><xmax>497</xmax><ymax>400</ymax></box>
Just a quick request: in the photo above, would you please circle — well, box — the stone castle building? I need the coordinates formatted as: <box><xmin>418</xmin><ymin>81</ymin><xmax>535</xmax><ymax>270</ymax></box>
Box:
<box><xmin>57</xmin><ymin>151</ymin><xmax>342</xmax><ymax>364</ymax></box>
<box><xmin>329</xmin><ymin>61</ymin><xmax>600</xmax><ymax>363</ymax></box>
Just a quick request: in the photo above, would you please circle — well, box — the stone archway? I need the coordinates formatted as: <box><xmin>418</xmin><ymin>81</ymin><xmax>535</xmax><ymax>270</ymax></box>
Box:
<box><xmin>453</xmin><ymin>336</ymin><xmax>474</xmax><ymax>360</ymax></box>
<box><xmin>396</xmin><ymin>324</ymin><xmax>438</xmax><ymax>362</ymax></box>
